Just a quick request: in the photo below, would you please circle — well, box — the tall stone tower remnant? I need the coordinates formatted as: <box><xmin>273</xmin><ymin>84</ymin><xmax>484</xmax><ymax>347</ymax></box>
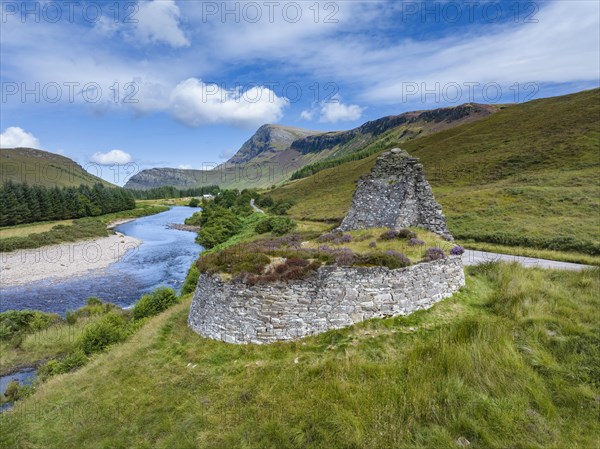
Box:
<box><xmin>337</xmin><ymin>148</ymin><xmax>453</xmax><ymax>240</ymax></box>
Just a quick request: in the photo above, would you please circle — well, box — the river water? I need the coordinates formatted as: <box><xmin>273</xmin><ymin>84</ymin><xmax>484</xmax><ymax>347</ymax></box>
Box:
<box><xmin>0</xmin><ymin>207</ymin><xmax>203</xmax><ymax>315</ymax></box>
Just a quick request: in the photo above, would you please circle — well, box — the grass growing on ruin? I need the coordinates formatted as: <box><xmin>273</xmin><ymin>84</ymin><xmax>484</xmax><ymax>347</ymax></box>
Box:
<box><xmin>303</xmin><ymin>227</ymin><xmax>453</xmax><ymax>261</ymax></box>
<box><xmin>2</xmin><ymin>262</ymin><xmax>598</xmax><ymax>449</ymax></box>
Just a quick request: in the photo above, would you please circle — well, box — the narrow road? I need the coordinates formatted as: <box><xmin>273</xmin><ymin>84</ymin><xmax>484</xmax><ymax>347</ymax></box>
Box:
<box><xmin>250</xmin><ymin>198</ymin><xmax>265</xmax><ymax>214</ymax></box>
<box><xmin>462</xmin><ymin>249</ymin><xmax>593</xmax><ymax>271</ymax></box>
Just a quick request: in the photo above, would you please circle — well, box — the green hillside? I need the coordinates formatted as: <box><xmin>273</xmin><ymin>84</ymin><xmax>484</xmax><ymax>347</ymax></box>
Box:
<box><xmin>270</xmin><ymin>89</ymin><xmax>600</xmax><ymax>254</ymax></box>
<box><xmin>0</xmin><ymin>148</ymin><xmax>113</xmax><ymax>188</ymax></box>
<box><xmin>1</xmin><ymin>263</ymin><xmax>598</xmax><ymax>448</ymax></box>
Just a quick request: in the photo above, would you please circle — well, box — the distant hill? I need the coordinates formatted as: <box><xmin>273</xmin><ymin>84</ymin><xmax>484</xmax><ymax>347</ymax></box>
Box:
<box><xmin>269</xmin><ymin>88</ymin><xmax>600</xmax><ymax>254</ymax></box>
<box><xmin>124</xmin><ymin>103</ymin><xmax>499</xmax><ymax>190</ymax></box>
<box><xmin>124</xmin><ymin>124</ymin><xmax>324</xmax><ymax>190</ymax></box>
<box><xmin>0</xmin><ymin>148</ymin><xmax>113</xmax><ymax>188</ymax></box>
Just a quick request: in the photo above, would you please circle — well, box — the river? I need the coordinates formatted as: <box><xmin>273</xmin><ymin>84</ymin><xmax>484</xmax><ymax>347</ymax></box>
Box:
<box><xmin>0</xmin><ymin>207</ymin><xmax>203</xmax><ymax>315</ymax></box>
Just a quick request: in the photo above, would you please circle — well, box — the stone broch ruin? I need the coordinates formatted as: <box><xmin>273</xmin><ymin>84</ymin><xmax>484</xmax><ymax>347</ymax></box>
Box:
<box><xmin>338</xmin><ymin>148</ymin><xmax>453</xmax><ymax>240</ymax></box>
<box><xmin>188</xmin><ymin>149</ymin><xmax>464</xmax><ymax>344</ymax></box>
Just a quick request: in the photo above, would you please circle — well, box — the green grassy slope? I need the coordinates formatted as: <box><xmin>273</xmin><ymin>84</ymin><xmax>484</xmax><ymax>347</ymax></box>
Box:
<box><xmin>270</xmin><ymin>89</ymin><xmax>600</xmax><ymax>254</ymax></box>
<box><xmin>0</xmin><ymin>148</ymin><xmax>113</xmax><ymax>188</ymax></box>
<box><xmin>1</xmin><ymin>263</ymin><xmax>598</xmax><ymax>448</ymax></box>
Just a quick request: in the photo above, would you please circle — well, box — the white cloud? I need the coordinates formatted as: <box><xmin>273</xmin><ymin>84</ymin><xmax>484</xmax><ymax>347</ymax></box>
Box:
<box><xmin>91</xmin><ymin>149</ymin><xmax>133</xmax><ymax>165</ymax></box>
<box><xmin>178</xmin><ymin>164</ymin><xmax>192</xmax><ymax>169</ymax></box>
<box><xmin>134</xmin><ymin>0</ymin><xmax>189</xmax><ymax>48</ymax></box>
<box><xmin>0</xmin><ymin>127</ymin><xmax>41</xmax><ymax>149</ymax></box>
<box><xmin>169</xmin><ymin>78</ymin><xmax>289</xmax><ymax>128</ymax></box>
<box><xmin>300</xmin><ymin>110</ymin><xmax>314</xmax><ymax>121</ymax></box>
<box><xmin>319</xmin><ymin>96</ymin><xmax>364</xmax><ymax>123</ymax></box>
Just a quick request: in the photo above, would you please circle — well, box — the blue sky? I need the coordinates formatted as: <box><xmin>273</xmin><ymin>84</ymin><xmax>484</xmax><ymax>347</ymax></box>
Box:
<box><xmin>1</xmin><ymin>0</ymin><xmax>599</xmax><ymax>185</ymax></box>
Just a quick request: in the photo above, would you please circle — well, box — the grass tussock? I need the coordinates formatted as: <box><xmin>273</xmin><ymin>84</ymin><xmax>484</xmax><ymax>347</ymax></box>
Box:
<box><xmin>1</xmin><ymin>263</ymin><xmax>598</xmax><ymax>448</ymax></box>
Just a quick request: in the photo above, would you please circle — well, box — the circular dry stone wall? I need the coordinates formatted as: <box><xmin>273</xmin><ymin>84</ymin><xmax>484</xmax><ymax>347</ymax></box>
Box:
<box><xmin>188</xmin><ymin>256</ymin><xmax>465</xmax><ymax>344</ymax></box>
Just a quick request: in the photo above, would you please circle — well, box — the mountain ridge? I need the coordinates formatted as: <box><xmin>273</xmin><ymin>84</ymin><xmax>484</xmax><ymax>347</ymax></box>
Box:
<box><xmin>125</xmin><ymin>102</ymin><xmax>500</xmax><ymax>190</ymax></box>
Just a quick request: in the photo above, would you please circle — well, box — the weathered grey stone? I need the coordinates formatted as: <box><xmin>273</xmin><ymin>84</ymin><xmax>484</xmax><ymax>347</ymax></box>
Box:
<box><xmin>188</xmin><ymin>257</ymin><xmax>465</xmax><ymax>344</ymax></box>
<box><xmin>337</xmin><ymin>148</ymin><xmax>453</xmax><ymax>240</ymax></box>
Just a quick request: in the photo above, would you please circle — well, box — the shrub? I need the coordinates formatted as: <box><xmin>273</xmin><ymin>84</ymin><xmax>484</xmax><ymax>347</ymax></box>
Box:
<box><xmin>65</xmin><ymin>311</ymin><xmax>77</xmax><ymax>325</ymax></box>
<box><xmin>397</xmin><ymin>228</ymin><xmax>417</xmax><ymax>239</ymax></box>
<box><xmin>317</xmin><ymin>231</ymin><xmax>352</xmax><ymax>244</ymax></box>
<box><xmin>270</xmin><ymin>217</ymin><xmax>297</xmax><ymax>236</ymax></box>
<box><xmin>245</xmin><ymin>259</ymin><xmax>321</xmax><ymax>285</ymax></box>
<box><xmin>369</xmin><ymin>241</ymin><xmax>377</xmax><ymax>248</ymax></box>
<box><xmin>335</xmin><ymin>248</ymin><xmax>356</xmax><ymax>266</ymax></box>
<box><xmin>384</xmin><ymin>250</ymin><xmax>412</xmax><ymax>266</ymax></box>
<box><xmin>450</xmin><ymin>245</ymin><xmax>465</xmax><ymax>256</ymax></box>
<box><xmin>254</xmin><ymin>218</ymin><xmax>273</xmax><ymax>234</ymax></box>
<box><xmin>77</xmin><ymin>312</ymin><xmax>129</xmax><ymax>355</ymax></box>
<box><xmin>188</xmin><ymin>198</ymin><xmax>200</xmax><ymax>207</ymax></box>
<box><xmin>0</xmin><ymin>310</ymin><xmax>60</xmax><ymax>341</ymax></box>
<box><xmin>181</xmin><ymin>264</ymin><xmax>201</xmax><ymax>295</ymax></box>
<box><xmin>379</xmin><ymin>229</ymin><xmax>400</xmax><ymax>240</ymax></box>
<box><xmin>380</xmin><ymin>228</ymin><xmax>416</xmax><ymax>240</ymax></box>
<box><xmin>184</xmin><ymin>211</ymin><xmax>202</xmax><ymax>226</ymax></box>
<box><xmin>423</xmin><ymin>247</ymin><xmax>446</xmax><ymax>262</ymax></box>
<box><xmin>255</xmin><ymin>217</ymin><xmax>297</xmax><ymax>236</ymax></box>
<box><xmin>270</xmin><ymin>200</ymin><xmax>295</xmax><ymax>215</ymax></box>
<box><xmin>132</xmin><ymin>287</ymin><xmax>179</xmax><ymax>321</ymax></box>
<box><xmin>357</xmin><ymin>252</ymin><xmax>411</xmax><ymax>269</ymax></box>
<box><xmin>4</xmin><ymin>380</ymin><xmax>32</xmax><ymax>402</ymax></box>
<box><xmin>70</xmin><ymin>298</ymin><xmax>121</xmax><ymax>320</ymax></box>
<box><xmin>38</xmin><ymin>350</ymin><xmax>88</xmax><ymax>379</ymax></box>
<box><xmin>317</xmin><ymin>232</ymin><xmax>336</xmax><ymax>243</ymax></box>
<box><xmin>408</xmin><ymin>238</ymin><xmax>425</xmax><ymax>246</ymax></box>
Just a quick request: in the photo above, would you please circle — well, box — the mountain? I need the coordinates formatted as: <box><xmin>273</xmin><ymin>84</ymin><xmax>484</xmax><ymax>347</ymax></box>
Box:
<box><xmin>225</xmin><ymin>124</ymin><xmax>322</xmax><ymax>164</ymax></box>
<box><xmin>269</xmin><ymin>88</ymin><xmax>600</xmax><ymax>254</ymax></box>
<box><xmin>124</xmin><ymin>103</ymin><xmax>499</xmax><ymax>190</ymax></box>
<box><xmin>0</xmin><ymin>148</ymin><xmax>113</xmax><ymax>188</ymax></box>
<box><xmin>124</xmin><ymin>124</ymin><xmax>323</xmax><ymax>190</ymax></box>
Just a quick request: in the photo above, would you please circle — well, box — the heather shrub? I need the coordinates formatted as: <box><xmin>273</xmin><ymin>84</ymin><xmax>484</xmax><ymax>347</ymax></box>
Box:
<box><xmin>334</xmin><ymin>248</ymin><xmax>356</xmax><ymax>266</ymax></box>
<box><xmin>408</xmin><ymin>238</ymin><xmax>425</xmax><ymax>246</ymax></box>
<box><xmin>318</xmin><ymin>231</ymin><xmax>353</xmax><ymax>244</ymax></box>
<box><xmin>317</xmin><ymin>232</ymin><xmax>337</xmax><ymax>243</ymax></box>
<box><xmin>423</xmin><ymin>247</ymin><xmax>446</xmax><ymax>261</ymax></box>
<box><xmin>245</xmin><ymin>259</ymin><xmax>320</xmax><ymax>285</ymax></box>
<box><xmin>380</xmin><ymin>228</ymin><xmax>416</xmax><ymax>240</ymax></box>
<box><xmin>384</xmin><ymin>250</ymin><xmax>411</xmax><ymax>266</ymax></box>
<box><xmin>357</xmin><ymin>252</ymin><xmax>411</xmax><ymax>269</ymax></box>
<box><xmin>397</xmin><ymin>228</ymin><xmax>417</xmax><ymax>239</ymax></box>
<box><xmin>450</xmin><ymin>245</ymin><xmax>465</xmax><ymax>256</ymax></box>
<box><xmin>369</xmin><ymin>241</ymin><xmax>377</xmax><ymax>248</ymax></box>
<box><xmin>379</xmin><ymin>229</ymin><xmax>399</xmax><ymax>240</ymax></box>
